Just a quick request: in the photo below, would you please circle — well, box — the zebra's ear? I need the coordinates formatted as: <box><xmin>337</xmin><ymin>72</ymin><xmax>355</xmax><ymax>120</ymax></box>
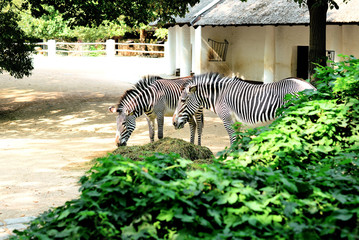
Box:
<box><xmin>109</xmin><ymin>106</ymin><xmax>118</xmax><ymax>113</ymax></box>
<box><xmin>126</xmin><ymin>110</ymin><xmax>134</xmax><ymax>116</ymax></box>
<box><xmin>189</xmin><ymin>85</ymin><xmax>197</xmax><ymax>93</ymax></box>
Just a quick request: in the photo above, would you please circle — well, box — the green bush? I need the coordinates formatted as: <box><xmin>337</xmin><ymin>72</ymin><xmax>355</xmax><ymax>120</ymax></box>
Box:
<box><xmin>12</xmin><ymin>56</ymin><xmax>359</xmax><ymax>239</ymax></box>
<box><xmin>221</xmin><ymin>55</ymin><xmax>359</xmax><ymax>238</ymax></box>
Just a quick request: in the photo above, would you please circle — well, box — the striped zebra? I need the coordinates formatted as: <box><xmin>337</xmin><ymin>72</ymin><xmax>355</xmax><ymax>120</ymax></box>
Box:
<box><xmin>109</xmin><ymin>76</ymin><xmax>204</xmax><ymax>146</ymax></box>
<box><xmin>173</xmin><ymin>73</ymin><xmax>316</xmax><ymax>145</ymax></box>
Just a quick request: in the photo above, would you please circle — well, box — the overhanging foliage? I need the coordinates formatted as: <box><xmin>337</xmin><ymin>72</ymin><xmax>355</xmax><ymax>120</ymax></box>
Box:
<box><xmin>24</xmin><ymin>0</ymin><xmax>200</xmax><ymax>27</ymax></box>
<box><xmin>0</xmin><ymin>1</ymin><xmax>34</xmax><ymax>78</ymax></box>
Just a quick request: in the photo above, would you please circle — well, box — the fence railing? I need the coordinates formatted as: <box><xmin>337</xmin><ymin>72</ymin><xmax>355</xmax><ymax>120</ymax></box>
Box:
<box><xmin>34</xmin><ymin>39</ymin><xmax>165</xmax><ymax>57</ymax></box>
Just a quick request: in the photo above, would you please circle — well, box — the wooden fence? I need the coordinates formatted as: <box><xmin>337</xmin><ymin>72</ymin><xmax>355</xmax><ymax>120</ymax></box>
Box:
<box><xmin>34</xmin><ymin>40</ymin><xmax>165</xmax><ymax>57</ymax></box>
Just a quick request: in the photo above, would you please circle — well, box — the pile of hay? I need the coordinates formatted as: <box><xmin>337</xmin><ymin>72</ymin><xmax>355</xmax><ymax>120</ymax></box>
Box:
<box><xmin>113</xmin><ymin>137</ymin><xmax>213</xmax><ymax>161</ymax></box>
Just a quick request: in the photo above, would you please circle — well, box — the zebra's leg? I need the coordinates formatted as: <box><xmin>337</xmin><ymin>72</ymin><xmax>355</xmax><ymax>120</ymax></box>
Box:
<box><xmin>217</xmin><ymin>111</ymin><xmax>236</xmax><ymax>145</ymax></box>
<box><xmin>156</xmin><ymin>113</ymin><xmax>164</xmax><ymax>140</ymax></box>
<box><xmin>225</xmin><ymin>121</ymin><xmax>236</xmax><ymax>145</ymax></box>
<box><xmin>145</xmin><ymin>115</ymin><xmax>156</xmax><ymax>143</ymax></box>
<box><xmin>188</xmin><ymin>116</ymin><xmax>196</xmax><ymax>144</ymax></box>
<box><xmin>194</xmin><ymin>108</ymin><xmax>204</xmax><ymax>146</ymax></box>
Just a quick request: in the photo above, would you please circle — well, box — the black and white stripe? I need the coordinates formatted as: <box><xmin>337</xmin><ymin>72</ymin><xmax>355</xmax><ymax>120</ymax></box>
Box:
<box><xmin>173</xmin><ymin>73</ymin><xmax>316</xmax><ymax>144</ymax></box>
<box><xmin>110</xmin><ymin>76</ymin><xmax>204</xmax><ymax>146</ymax></box>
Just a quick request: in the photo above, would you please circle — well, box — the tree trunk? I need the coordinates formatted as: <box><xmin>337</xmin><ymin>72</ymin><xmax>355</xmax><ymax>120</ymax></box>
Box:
<box><xmin>307</xmin><ymin>0</ymin><xmax>328</xmax><ymax>82</ymax></box>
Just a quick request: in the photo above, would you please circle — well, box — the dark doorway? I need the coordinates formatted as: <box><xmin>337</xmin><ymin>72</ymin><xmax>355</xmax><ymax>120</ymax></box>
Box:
<box><xmin>297</xmin><ymin>46</ymin><xmax>309</xmax><ymax>80</ymax></box>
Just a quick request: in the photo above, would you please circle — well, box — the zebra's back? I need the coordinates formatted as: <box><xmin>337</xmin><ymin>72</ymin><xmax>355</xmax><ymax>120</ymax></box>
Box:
<box><xmin>154</xmin><ymin>78</ymin><xmax>189</xmax><ymax>114</ymax></box>
<box><xmin>222</xmin><ymin>77</ymin><xmax>315</xmax><ymax>127</ymax></box>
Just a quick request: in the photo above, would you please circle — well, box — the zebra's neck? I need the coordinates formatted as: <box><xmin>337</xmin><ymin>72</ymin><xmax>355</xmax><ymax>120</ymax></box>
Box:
<box><xmin>122</xmin><ymin>88</ymin><xmax>154</xmax><ymax>117</ymax></box>
<box><xmin>197</xmin><ymin>77</ymin><xmax>231</xmax><ymax>113</ymax></box>
<box><xmin>136</xmin><ymin>87</ymin><xmax>156</xmax><ymax>116</ymax></box>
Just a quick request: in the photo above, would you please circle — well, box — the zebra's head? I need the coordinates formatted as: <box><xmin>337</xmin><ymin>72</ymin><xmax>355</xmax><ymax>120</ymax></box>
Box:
<box><xmin>109</xmin><ymin>104</ymin><xmax>136</xmax><ymax>147</ymax></box>
<box><xmin>173</xmin><ymin>84</ymin><xmax>200</xmax><ymax>129</ymax></box>
<box><xmin>109</xmin><ymin>88</ymin><xmax>143</xmax><ymax>147</ymax></box>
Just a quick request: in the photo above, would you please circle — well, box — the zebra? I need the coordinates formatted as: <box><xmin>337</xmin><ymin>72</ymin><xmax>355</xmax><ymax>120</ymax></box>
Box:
<box><xmin>109</xmin><ymin>76</ymin><xmax>204</xmax><ymax>146</ymax></box>
<box><xmin>173</xmin><ymin>73</ymin><xmax>316</xmax><ymax>145</ymax></box>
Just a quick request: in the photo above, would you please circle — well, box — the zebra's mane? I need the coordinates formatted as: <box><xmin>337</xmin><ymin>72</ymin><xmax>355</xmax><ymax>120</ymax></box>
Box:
<box><xmin>116</xmin><ymin>76</ymin><xmax>163</xmax><ymax>107</ymax></box>
<box><xmin>135</xmin><ymin>75</ymin><xmax>162</xmax><ymax>91</ymax></box>
<box><xmin>117</xmin><ymin>88</ymin><xmax>139</xmax><ymax>106</ymax></box>
<box><xmin>181</xmin><ymin>72</ymin><xmax>233</xmax><ymax>90</ymax></box>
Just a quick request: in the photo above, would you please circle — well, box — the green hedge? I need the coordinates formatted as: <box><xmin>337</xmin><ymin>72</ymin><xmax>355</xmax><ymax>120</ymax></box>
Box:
<box><xmin>12</xmin><ymin>56</ymin><xmax>359</xmax><ymax>239</ymax></box>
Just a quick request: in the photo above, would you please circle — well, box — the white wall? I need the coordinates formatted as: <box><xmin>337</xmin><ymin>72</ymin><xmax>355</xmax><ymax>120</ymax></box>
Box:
<box><xmin>199</xmin><ymin>27</ymin><xmax>235</xmax><ymax>76</ymax></box>
<box><xmin>275</xmin><ymin>26</ymin><xmax>308</xmax><ymax>80</ymax></box>
<box><xmin>173</xmin><ymin>24</ymin><xmax>359</xmax><ymax>82</ymax></box>
<box><xmin>230</xmin><ymin>26</ymin><xmax>266</xmax><ymax>81</ymax></box>
<box><xmin>200</xmin><ymin>25</ymin><xmax>310</xmax><ymax>82</ymax></box>
<box><xmin>327</xmin><ymin>25</ymin><xmax>359</xmax><ymax>61</ymax></box>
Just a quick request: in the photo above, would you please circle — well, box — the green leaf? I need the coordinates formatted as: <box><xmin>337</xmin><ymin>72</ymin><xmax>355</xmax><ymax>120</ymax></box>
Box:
<box><xmin>281</xmin><ymin>178</ymin><xmax>298</xmax><ymax>193</ymax></box>
<box><xmin>244</xmin><ymin>201</ymin><xmax>264</xmax><ymax>212</ymax></box>
<box><xmin>57</xmin><ymin>209</ymin><xmax>71</xmax><ymax>220</ymax></box>
<box><xmin>157</xmin><ymin>209</ymin><xmax>174</xmax><ymax>222</ymax></box>
<box><xmin>272</xmin><ymin>215</ymin><xmax>282</xmax><ymax>223</ymax></box>
<box><xmin>228</xmin><ymin>192</ymin><xmax>238</xmax><ymax>204</ymax></box>
<box><xmin>248</xmin><ymin>216</ymin><xmax>257</xmax><ymax>226</ymax></box>
<box><xmin>332</xmin><ymin>209</ymin><xmax>353</xmax><ymax>221</ymax></box>
<box><xmin>208</xmin><ymin>209</ymin><xmax>222</xmax><ymax>225</ymax></box>
<box><xmin>178</xmin><ymin>214</ymin><xmax>194</xmax><ymax>222</ymax></box>
<box><xmin>283</xmin><ymin>201</ymin><xmax>297</xmax><ymax>217</ymax></box>
<box><xmin>78</xmin><ymin>211</ymin><xmax>96</xmax><ymax>221</ymax></box>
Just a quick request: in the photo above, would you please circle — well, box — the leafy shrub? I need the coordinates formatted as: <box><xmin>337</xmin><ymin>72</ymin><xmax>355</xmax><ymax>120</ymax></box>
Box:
<box><xmin>221</xmin><ymin>55</ymin><xmax>359</xmax><ymax>238</ymax></box>
<box><xmin>13</xmin><ymin>153</ymin><xmax>188</xmax><ymax>239</ymax></box>
<box><xmin>316</xmin><ymin>55</ymin><xmax>359</xmax><ymax>99</ymax></box>
<box><xmin>12</xmin><ymin>56</ymin><xmax>359</xmax><ymax>239</ymax></box>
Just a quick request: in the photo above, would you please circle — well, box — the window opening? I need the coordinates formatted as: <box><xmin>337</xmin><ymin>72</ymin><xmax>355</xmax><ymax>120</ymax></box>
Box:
<box><xmin>208</xmin><ymin>38</ymin><xmax>229</xmax><ymax>62</ymax></box>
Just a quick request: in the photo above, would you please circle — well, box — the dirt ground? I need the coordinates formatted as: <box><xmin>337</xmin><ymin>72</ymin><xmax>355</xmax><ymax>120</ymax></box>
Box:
<box><xmin>0</xmin><ymin>58</ymin><xmax>229</xmax><ymax>221</ymax></box>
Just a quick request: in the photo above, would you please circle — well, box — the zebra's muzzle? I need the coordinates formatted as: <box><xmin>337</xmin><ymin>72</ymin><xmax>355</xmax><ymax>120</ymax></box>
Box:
<box><xmin>173</xmin><ymin>111</ymin><xmax>187</xmax><ymax>129</ymax></box>
<box><xmin>115</xmin><ymin>135</ymin><xmax>127</xmax><ymax>147</ymax></box>
<box><xmin>173</xmin><ymin>119</ymin><xmax>185</xmax><ymax>130</ymax></box>
<box><xmin>117</xmin><ymin>141</ymin><xmax>127</xmax><ymax>147</ymax></box>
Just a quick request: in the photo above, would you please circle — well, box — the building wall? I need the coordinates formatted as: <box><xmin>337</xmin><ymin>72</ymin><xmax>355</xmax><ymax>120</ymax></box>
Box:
<box><xmin>275</xmin><ymin>26</ymin><xmax>308</xmax><ymax>80</ymax></box>
<box><xmin>196</xmin><ymin>24</ymin><xmax>359</xmax><ymax>82</ymax></box>
<box><xmin>327</xmin><ymin>25</ymin><xmax>359</xmax><ymax>61</ymax></box>
<box><xmin>230</xmin><ymin>26</ymin><xmax>266</xmax><ymax>81</ymax></box>
<box><xmin>198</xmin><ymin>26</ymin><xmax>235</xmax><ymax>76</ymax></box>
<box><xmin>168</xmin><ymin>24</ymin><xmax>359</xmax><ymax>82</ymax></box>
<box><xmin>200</xmin><ymin>25</ymin><xmax>310</xmax><ymax>81</ymax></box>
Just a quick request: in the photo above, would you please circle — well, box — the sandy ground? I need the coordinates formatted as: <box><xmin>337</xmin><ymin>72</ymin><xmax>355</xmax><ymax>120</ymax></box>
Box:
<box><xmin>0</xmin><ymin>56</ymin><xmax>229</xmax><ymax>221</ymax></box>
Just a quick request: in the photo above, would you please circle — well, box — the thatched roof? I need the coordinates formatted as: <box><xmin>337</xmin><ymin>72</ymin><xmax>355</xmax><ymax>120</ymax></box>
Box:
<box><xmin>173</xmin><ymin>0</ymin><xmax>217</xmax><ymax>25</ymax></box>
<box><xmin>172</xmin><ymin>0</ymin><xmax>359</xmax><ymax>26</ymax></box>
